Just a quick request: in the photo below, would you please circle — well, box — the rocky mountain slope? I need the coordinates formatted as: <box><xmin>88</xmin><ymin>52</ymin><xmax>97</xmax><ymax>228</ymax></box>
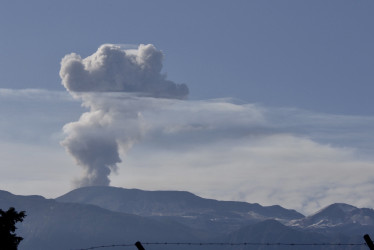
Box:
<box><xmin>288</xmin><ymin>203</ymin><xmax>374</xmax><ymax>235</ymax></box>
<box><xmin>57</xmin><ymin>186</ymin><xmax>304</xmax><ymax>236</ymax></box>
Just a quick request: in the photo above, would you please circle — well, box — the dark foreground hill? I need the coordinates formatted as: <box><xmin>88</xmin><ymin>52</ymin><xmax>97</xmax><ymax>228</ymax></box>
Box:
<box><xmin>0</xmin><ymin>190</ymin><xmax>198</xmax><ymax>250</ymax></box>
<box><xmin>1</xmin><ymin>186</ymin><xmax>373</xmax><ymax>250</ymax></box>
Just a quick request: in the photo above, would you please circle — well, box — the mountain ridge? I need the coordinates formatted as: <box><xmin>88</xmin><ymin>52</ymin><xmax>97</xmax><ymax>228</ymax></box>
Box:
<box><xmin>1</xmin><ymin>187</ymin><xmax>373</xmax><ymax>250</ymax></box>
<box><xmin>57</xmin><ymin>186</ymin><xmax>304</xmax><ymax>219</ymax></box>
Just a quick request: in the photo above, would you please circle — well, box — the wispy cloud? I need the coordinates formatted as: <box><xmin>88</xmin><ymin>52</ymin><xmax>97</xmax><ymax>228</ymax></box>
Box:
<box><xmin>0</xmin><ymin>88</ymin><xmax>81</xmax><ymax>144</ymax></box>
<box><xmin>108</xmin><ymin>97</ymin><xmax>374</xmax><ymax>214</ymax></box>
<box><xmin>1</xmin><ymin>88</ymin><xmax>374</xmax><ymax>214</ymax></box>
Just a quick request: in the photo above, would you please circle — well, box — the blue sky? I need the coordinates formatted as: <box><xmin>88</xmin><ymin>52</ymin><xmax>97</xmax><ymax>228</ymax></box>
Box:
<box><xmin>2</xmin><ymin>0</ymin><xmax>373</xmax><ymax>114</ymax></box>
<box><xmin>0</xmin><ymin>0</ymin><xmax>373</xmax><ymax>214</ymax></box>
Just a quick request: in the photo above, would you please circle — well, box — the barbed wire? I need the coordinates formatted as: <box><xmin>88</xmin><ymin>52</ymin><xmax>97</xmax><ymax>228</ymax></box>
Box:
<box><xmin>73</xmin><ymin>241</ymin><xmax>368</xmax><ymax>250</ymax></box>
<box><xmin>73</xmin><ymin>243</ymin><xmax>134</xmax><ymax>250</ymax></box>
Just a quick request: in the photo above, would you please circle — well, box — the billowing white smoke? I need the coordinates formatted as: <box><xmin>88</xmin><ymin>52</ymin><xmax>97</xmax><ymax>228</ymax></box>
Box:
<box><xmin>60</xmin><ymin>44</ymin><xmax>188</xmax><ymax>98</ymax></box>
<box><xmin>60</xmin><ymin>44</ymin><xmax>188</xmax><ymax>186</ymax></box>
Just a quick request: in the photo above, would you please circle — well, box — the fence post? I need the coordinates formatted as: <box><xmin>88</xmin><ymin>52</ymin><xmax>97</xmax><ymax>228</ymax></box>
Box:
<box><xmin>364</xmin><ymin>234</ymin><xmax>374</xmax><ymax>250</ymax></box>
<box><xmin>135</xmin><ymin>241</ymin><xmax>146</xmax><ymax>250</ymax></box>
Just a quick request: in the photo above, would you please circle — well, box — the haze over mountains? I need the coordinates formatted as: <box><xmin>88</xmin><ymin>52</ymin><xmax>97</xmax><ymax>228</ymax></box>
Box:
<box><xmin>0</xmin><ymin>186</ymin><xmax>372</xmax><ymax>250</ymax></box>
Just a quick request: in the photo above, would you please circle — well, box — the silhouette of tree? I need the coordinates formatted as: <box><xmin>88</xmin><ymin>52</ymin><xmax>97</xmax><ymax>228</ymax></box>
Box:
<box><xmin>0</xmin><ymin>207</ymin><xmax>26</xmax><ymax>250</ymax></box>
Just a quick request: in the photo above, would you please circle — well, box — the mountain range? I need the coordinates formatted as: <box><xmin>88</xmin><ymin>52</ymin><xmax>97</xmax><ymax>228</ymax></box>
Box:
<box><xmin>0</xmin><ymin>186</ymin><xmax>372</xmax><ymax>250</ymax></box>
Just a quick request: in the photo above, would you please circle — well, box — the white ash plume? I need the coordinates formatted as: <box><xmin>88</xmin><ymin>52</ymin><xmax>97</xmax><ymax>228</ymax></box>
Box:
<box><xmin>60</xmin><ymin>44</ymin><xmax>188</xmax><ymax>186</ymax></box>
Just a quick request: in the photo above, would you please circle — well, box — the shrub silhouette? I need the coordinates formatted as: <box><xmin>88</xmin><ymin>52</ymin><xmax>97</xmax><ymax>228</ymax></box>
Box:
<box><xmin>0</xmin><ymin>207</ymin><xmax>26</xmax><ymax>250</ymax></box>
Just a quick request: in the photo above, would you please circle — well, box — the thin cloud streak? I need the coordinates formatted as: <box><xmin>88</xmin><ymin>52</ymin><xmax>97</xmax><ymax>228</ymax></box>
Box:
<box><xmin>0</xmin><ymin>88</ymin><xmax>74</xmax><ymax>101</ymax></box>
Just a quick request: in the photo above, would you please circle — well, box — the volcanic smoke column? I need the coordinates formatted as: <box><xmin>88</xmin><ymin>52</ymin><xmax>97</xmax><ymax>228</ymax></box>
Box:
<box><xmin>60</xmin><ymin>44</ymin><xmax>189</xmax><ymax>187</ymax></box>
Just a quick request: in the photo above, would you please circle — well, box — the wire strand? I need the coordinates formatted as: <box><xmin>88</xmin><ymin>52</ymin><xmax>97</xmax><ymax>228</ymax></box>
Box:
<box><xmin>73</xmin><ymin>241</ymin><xmax>367</xmax><ymax>250</ymax></box>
